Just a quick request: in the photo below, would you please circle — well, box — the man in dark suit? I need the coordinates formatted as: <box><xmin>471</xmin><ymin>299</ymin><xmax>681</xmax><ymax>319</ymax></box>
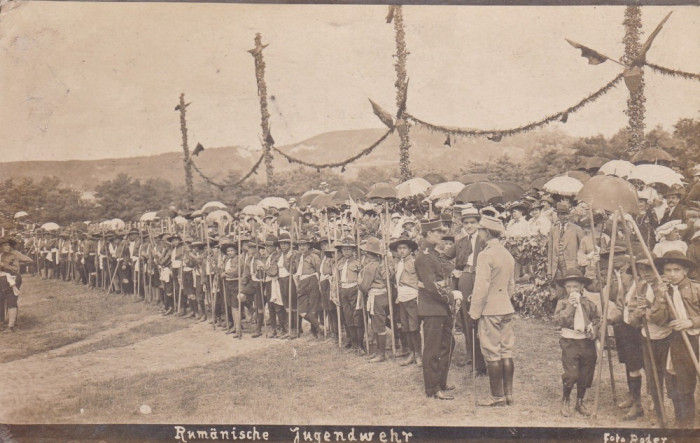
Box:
<box><xmin>416</xmin><ymin>219</ymin><xmax>461</xmax><ymax>400</ymax></box>
<box><xmin>548</xmin><ymin>201</ymin><xmax>585</xmax><ymax>310</ymax></box>
<box><xmin>661</xmin><ymin>188</ymin><xmax>688</xmax><ymax>225</ymax></box>
<box><xmin>443</xmin><ymin>206</ymin><xmax>487</xmax><ymax>374</ymax></box>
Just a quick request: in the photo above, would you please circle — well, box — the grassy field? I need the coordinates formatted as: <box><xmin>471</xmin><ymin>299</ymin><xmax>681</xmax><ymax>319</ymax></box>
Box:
<box><xmin>2</xmin><ymin>275</ymin><xmax>696</xmax><ymax>428</ymax></box>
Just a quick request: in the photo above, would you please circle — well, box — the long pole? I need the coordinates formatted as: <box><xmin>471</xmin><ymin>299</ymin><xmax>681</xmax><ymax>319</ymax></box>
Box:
<box><xmin>618</xmin><ymin>207</ymin><xmax>667</xmax><ymax>428</ymax></box>
<box><xmin>588</xmin><ymin>207</ymin><xmax>618</xmax><ymax>404</ymax></box>
<box><xmin>249</xmin><ymin>33</ymin><xmax>275</xmax><ymax>188</ymax></box>
<box><xmin>593</xmin><ymin>210</ymin><xmax>619</xmax><ymax>420</ymax></box>
<box><xmin>628</xmin><ymin>218</ymin><xmax>700</xmax><ymax>377</ymax></box>
<box><xmin>330</xmin><ymin>219</ymin><xmax>342</xmax><ymax>348</ymax></box>
<box><xmin>382</xmin><ymin>201</ymin><xmax>397</xmax><ymax>357</ymax></box>
<box><xmin>238</xmin><ymin>225</ymin><xmax>243</xmax><ymax>339</ymax></box>
<box><xmin>178</xmin><ymin>93</ymin><xmax>195</xmax><ymax>207</ymax></box>
<box><xmin>356</xmin><ymin>218</ymin><xmax>370</xmax><ymax>352</ymax></box>
<box><xmin>288</xmin><ymin>231</ymin><xmax>293</xmax><ymax>340</ymax></box>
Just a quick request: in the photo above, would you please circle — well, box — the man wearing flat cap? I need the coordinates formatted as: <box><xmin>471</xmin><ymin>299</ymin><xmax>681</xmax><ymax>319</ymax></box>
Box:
<box><xmin>649</xmin><ymin>250</ymin><xmax>700</xmax><ymax>428</ymax></box>
<box><xmin>469</xmin><ymin>215</ymin><xmax>516</xmax><ymax>407</ymax></box>
<box><xmin>415</xmin><ymin>219</ymin><xmax>460</xmax><ymax>400</ymax></box>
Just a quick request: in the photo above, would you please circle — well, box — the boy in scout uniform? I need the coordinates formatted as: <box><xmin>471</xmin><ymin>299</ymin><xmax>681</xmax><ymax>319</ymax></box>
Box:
<box><xmin>358</xmin><ymin>237</ymin><xmax>393</xmax><ymax>363</ymax></box>
<box><xmin>390</xmin><ymin>233</ymin><xmax>422</xmax><ymax>367</ymax></box>
<box><xmin>335</xmin><ymin>237</ymin><xmax>363</xmax><ymax>353</ymax></box>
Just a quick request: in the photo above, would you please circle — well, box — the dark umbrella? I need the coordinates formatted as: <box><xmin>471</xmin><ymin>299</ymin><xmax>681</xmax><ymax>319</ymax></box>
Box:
<box><xmin>235</xmin><ymin>196</ymin><xmax>262</xmax><ymax>211</ymax></box>
<box><xmin>423</xmin><ymin>173</ymin><xmax>447</xmax><ymax>185</ymax></box>
<box><xmin>577</xmin><ymin>156</ymin><xmax>610</xmax><ymax>171</ymax></box>
<box><xmin>366</xmin><ymin>183</ymin><xmax>398</xmax><ymax>200</ymax></box>
<box><xmin>631</xmin><ymin>148</ymin><xmax>675</xmax><ymax>165</ymax></box>
<box><xmin>299</xmin><ymin>191</ymin><xmax>325</xmax><ymax>208</ymax></box>
<box><xmin>576</xmin><ymin>175</ymin><xmax>639</xmax><ymax>215</ymax></box>
<box><xmin>457</xmin><ymin>173</ymin><xmax>491</xmax><ymax>185</ymax></box>
<box><xmin>455</xmin><ymin>182</ymin><xmax>503</xmax><ymax>204</ymax></box>
<box><xmin>155</xmin><ymin>208</ymin><xmax>176</xmax><ymax>219</ymax></box>
<box><xmin>331</xmin><ymin>187</ymin><xmax>363</xmax><ymax>205</ymax></box>
<box><xmin>529</xmin><ymin>176</ymin><xmax>550</xmax><ymax>190</ymax></box>
<box><xmin>310</xmin><ymin>193</ymin><xmax>336</xmax><ymax>209</ymax></box>
<box><xmin>277</xmin><ymin>208</ymin><xmax>303</xmax><ymax>228</ymax></box>
<box><xmin>492</xmin><ymin>181</ymin><xmax>525</xmax><ymax>203</ymax></box>
<box><xmin>69</xmin><ymin>221</ymin><xmax>89</xmax><ymax>232</ymax></box>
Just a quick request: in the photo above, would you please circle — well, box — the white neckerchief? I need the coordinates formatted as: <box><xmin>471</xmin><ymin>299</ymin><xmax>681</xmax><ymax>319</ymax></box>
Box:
<box><xmin>623</xmin><ymin>280</ymin><xmax>637</xmax><ymax>324</ymax></box>
<box><xmin>396</xmin><ymin>258</ymin><xmax>404</xmax><ymax>286</ymax></box>
<box><xmin>341</xmin><ymin>259</ymin><xmax>349</xmax><ymax>282</ymax></box>
<box><xmin>573</xmin><ymin>300</ymin><xmax>585</xmax><ymax>332</ymax></box>
<box><xmin>277</xmin><ymin>252</ymin><xmax>289</xmax><ymax>278</ymax></box>
<box><xmin>295</xmin><ymin>253</ymin><xmax>304</xmax><ymax>277</ymax></box>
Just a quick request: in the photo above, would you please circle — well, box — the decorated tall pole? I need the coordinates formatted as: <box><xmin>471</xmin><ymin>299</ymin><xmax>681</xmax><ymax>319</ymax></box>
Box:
<box><xmin>249</xmin><ymin>33</ymin><xmax>275</xmax><ymax>188</ymax></box>
<box><xmin>391</xmin><ymin>6</ymin><xmax>412</xmax><ymax>181</ymax></box>
<box><xmin>177</xmin><ymin>93</ymin><xmax>194</xmax><ymax>207</ymax></box>
<box><xmin>622</xmin><ymin>5</ymin><xmax>646</xmax><ymax>153</ymax></box>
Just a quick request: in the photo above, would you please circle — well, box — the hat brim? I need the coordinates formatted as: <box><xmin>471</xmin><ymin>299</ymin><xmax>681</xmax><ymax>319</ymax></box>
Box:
<box><xmin>654</xmin><ymin>257</ymin><xmax>697</xmax><ymax>271</ymax></box>
<box><xmin>555</xmin><ymin>275</ymin><xmax>593</xmax><ymax>286</ymax></box>
<box><xmin>389</xmin><ymin>238</ymin><xmax>418</xmax><ymax>252</ymax></box>
<box><xmin>335</xmin><ymin>243</ymin><xmax>357</xmax><ymax>249</ymax></box>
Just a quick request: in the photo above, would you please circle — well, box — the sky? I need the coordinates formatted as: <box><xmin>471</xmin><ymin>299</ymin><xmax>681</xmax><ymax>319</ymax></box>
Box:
<box><xmin>0</xmin><ymin>2</ymin><xmax>698</xmax><ymax>163</ymax></box>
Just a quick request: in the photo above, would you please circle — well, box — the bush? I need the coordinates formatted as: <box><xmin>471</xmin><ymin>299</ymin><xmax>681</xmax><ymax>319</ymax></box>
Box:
<box><xmin>504</xmin><ymin>234</ymin><xmax>553</xmax><ymax>319</ymax></box>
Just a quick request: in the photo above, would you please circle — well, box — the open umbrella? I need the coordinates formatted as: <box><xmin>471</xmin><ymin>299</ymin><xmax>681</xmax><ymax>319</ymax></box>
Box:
<box><xmin>599</xmin><ymin>160</ymin><xmax>635</xmax><ymax>178</ymax></box>
<box><xmin>423</xmin><ymin>173</ymin><xmax>447</xmax><ymax>185</ymax></box>
<box><xmin>366</xmin><ymin>183</ymin><xmax>398</xmax><ymax>200</ymax></box>
<box><xmin>202</xmin><ymin>201</ymin><xmax>227</xmax><ymax>211</ymax></box>
<box><xmin>543</xmin><ymin>176</ymin><xmax>584</xmax><ymax>197</ymax></box>
<box><xmin>457</xmin><ymin>173</ymin><xmax>490</xmax><ymax>185</ymax></box>
<box><xmin>428</xmin><ymin>181</ymin><xmax>465</xmax><ymax>200</ymax></box>
<box><xmin>529</xmin><ymin>176</ymin><xmax>550</xmax><ymax>190</ymax></box>
<box><xmin>235</xmin><ymin>196</ymin><xmax>262</xmax><ymax>211</ymax></box>
<box><xmin>277</xmin><ymin>208</ymin><xmax>303</xmax><ymax>228</ymax></box>
<box><xmin>577</xmin><ymin>156</ymin><xmax>609</xmax><ymax>171</ymax></box>
<box><xmin>493</xmin><ymin>181</ymin><xmax>525</xmax><ymax>202</ymax></box>
<box><xmin>331</xmin><ymin>188</ymin><xmax>363</xmax><ymax>205</ymax></box>
<box><xmin>455</xmin><ymin>182</ymin><xmax>503</xmax><ymax>204</ymax></box>
<box><xmin>395</xmin><ymin>177</ymin><xmax>431</xmax><ymax>199</ymax></box>
<box><xmin>241</xmin><ymin>205</ymin><xmax>265</xmax><ymax>217</ymax></box>
<box><xmin>14</xmin><ymin>211</ymin><xmax>29</xmax><ymax>219</ymax></box>
<box><xmin>140</xmin><ymin>211</ymin><xmax>158</xmax><ymax>222</ymax></box>
<box><xmin>576</xmin><ymin>175</ymin><xmax>639</xmax><ymax>215</ymax></box>
<box><xmin>205</xmin><ymin>209</ymin><xmax>233</xmax><ymax>223</ymax></box>
<box><xmin>173</xmin><ymin>216</ymin><xmax>188</xmax><ymax>226</ymax></box>
<box><xmin>191</xmin><ymin>209</ymin><xmax>204</xmax><ymax>218</ymax></box>
<box><xmin>40</xmin><ymin>222</ymin><xmax>60</xmax><ymax>231</ymax></box>
<box><xmin>310</xmin><ymin>193</ymin><xmax>336</xmax><ymax>209</ymax></box>
<box><xmin>258</xmin><ymin>197</ymin><xmax>290</xmax><ymax>210</ymax></box>
<box><xmin>299</xmin><ymin>191</ymin><xmax>325</xmax><ymax>208</ymax></box>
<box><xmin>628</xmin><ymin>164</ymin><xmax>684</xmax><ymax>187</ymax></box>
<box><xmin>559</xmin><ymin>170</ymin><xmax>591</xmax><ymax>183</ymax></box>
<box><xmin>69</xmin><ymin>221</ymin><xmax>88</xmax><ymax>232</ymax></box>
<box><xmin>155</xmin><ymin>208</ymin><xmax>176</xmax><ymax>219</ymax></box>
<box><xmin>110</xmin><ymin>218</ymin><xmax>126</xmax><ymax>230</ymax></box>
<box><xmin>631</xmin><ymin>148</ymin><xmax>674</xmax><ymax>165</ymax></box>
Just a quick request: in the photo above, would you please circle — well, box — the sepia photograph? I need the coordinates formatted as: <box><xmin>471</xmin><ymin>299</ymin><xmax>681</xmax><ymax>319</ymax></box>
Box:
<box><xmin>0</xmin><ymin>0</ymin><xmax>699</xmax><ymax>441</ymax></box>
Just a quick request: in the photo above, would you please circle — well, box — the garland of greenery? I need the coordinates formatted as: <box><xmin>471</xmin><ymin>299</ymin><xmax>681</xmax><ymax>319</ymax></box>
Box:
<box><xmin>646</xmin><ymin>62</ymin><xmax>700</xmax><ymax>81</ymax></box>
<box><xmin>189</xmin><ymin>153</ymin><xmax>265</xmax><ymax>191</ymax></box>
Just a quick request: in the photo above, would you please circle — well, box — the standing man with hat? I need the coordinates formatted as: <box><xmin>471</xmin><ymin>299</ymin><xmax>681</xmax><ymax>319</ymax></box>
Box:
<box><xmin>262</xmin><ymin>234</ymin><xmax>289</xmax><ymax>338</ymax></box>
<box><xmin>553</xmin><ymin>268</ymin><xmax>601</xmax><ymax>416</ymax></box>
<box><xmin>415</xmin><ymin>219</ymin><xmax>459</xmax><ymax>400</ymax></box>
<box><xmin>469</xmin><ymin>215</ymin><xmax>516</xmax><ymax>407</ymax></box>
<box><xmin>390</xmin><ymin>233</ymin><xmax>421</xmax><ymax>366</ymax></box>
<box><xmin>660</xmin><ymin>188</ymin><xmax>688</xmax><ymax>226</ymax></box>
<box><xmin>649</xmin><ymin>250</ymin><xmax>700</xmax><ymax>428</ymax></box>
<box><xmin>292</xmin><ymin>236</ymin><xmax>323</xmax><ymax>338</ymax></box>
<box><xmin>548</xmin><ymin>201</ymin><xmax>586</xmax><ymax>312</ymax></box>
<box><xmin>220</xmin><ymin>238</ymin><xmax>244</xmax><ymax>336</ymax></box>
<box><xmin>0</xmin><ymin>236</ymin><xmax>32</xmax><ymax>331</ymax></box>
<box><xmin>443</xmin><ymin>205</ymin><xmax>487</xmax><ymax>374</ymax></box>
<box><xmin>276</xmin><ymin>233</ymin><xmax>298</xmax><ymax>338</ymax></box>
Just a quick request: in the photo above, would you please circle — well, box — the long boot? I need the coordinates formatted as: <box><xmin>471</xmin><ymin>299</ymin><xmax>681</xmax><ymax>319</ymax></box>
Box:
<box><xmin>356</xmin><ymin>327</ymin><xmax>367</xmax><ymax>356</ymax></box>
<box><xmin>304</xmin><ymin>313</ymin><xmax>321</xmax><ymax>339</ymax></box>
<box><xmin>369</xmin><ymin>334</ymin><xmax>386</xmax><ymax>363</ymax></box>
<box><xmin>618</xmin><ymin>371</ymin><xmax>634</xmax><ymax>409</ymax></box>
<box><xmin>397</xmin><ymin>331</ymin><xmax>411</xmax><ymax>358</ymax></box>
<box><xmin>575</xmin><ymin>386</ymin><xmax>591</xmax><ymax>417</ymax></box>
<box><xmin>623</xmin><ymin>375</ymin><xmax>644</xmax><ymax>420</ymax></box>
<box><xmin>477</xmin><ymin>360</ymin><xmax>506</xmax><ymax>406</ymax></box>
<box><xmin>251</xmin><ymin>313</ymin><xmax>264</xmax><ymax>338</ymax></box>
<box><xmin>268</xmin><ymin>306</ymin><xmax>278</xmax><ymax>338</ymax></box>
<box><xmin>365</xmin><ymin>333</ymin><xmax>378</xmax><ymax>360</ymax></box>
<box><xmin>7</xmin><ymin>308</ymin><xmax>17</xmax><ymax>332</ymax></box>
<box><xmin>187</xmin><ymin>299</ymin><xmax>197</xmax><ymax>318</ymax></box>
<box><xmin>502</xmin><ymin>358</ymin><xmax>514</xmax><ymax>405</ymax></box>
<box><xmin>412</xmin><ymin>331</ymin><xmax>423</xmax><ymax>367</ymax></box>
<box><xmin>345</xmin><ymin>326</ymin><xmax>355</xmax><ymax>351</ymax></box>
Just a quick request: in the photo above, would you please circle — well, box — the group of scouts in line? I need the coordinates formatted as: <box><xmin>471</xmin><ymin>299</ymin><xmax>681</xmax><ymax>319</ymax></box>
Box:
<box><xmin>3</xmin><ymin>163</ymin><xmax>700</xmax><ymax>428</ymax></box>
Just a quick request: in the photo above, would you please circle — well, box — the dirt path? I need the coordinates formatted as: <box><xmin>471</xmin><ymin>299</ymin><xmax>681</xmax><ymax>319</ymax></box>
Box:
<box><xmin>0</xmin><ymin>310</ymin><xmax>286</xmax><ymax>421</ymax></box>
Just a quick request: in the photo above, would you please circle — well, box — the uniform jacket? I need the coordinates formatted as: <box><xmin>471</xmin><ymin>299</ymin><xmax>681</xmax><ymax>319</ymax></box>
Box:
<box><xmin>547</xmin><ymin>221</ymin><xmax>585</xmax><ymax>278</ymax></box>
<box><xmin>443</xmin><ymin>231</ymin><xmax>485</xmax><ymax>271</ymax></box>
<box><xmin>415</xmin><ymin>241</ymin><xmax>450</xmax><ymax>317</ymax></box>
<box><xmin>335</xmin><ymin>256</ymin><xmax>361</xmax><ymax>285</ymax></box>
<box><xmin>649</xmin><ymin>277</ymin><xmax>700</xmax><ymax>329</ymax></box>
<box><xmin>358</xmin><ymin>256</ymin><xmax>391</xmax><ymax>293</ymax></box>
<box><xmin>0</xmin><ymin>250</ymin><xmax>33</xmax><ymax>275</ymax></box>
<box><xmin>469</xmin><ymin>238</ymin><xmax>515</xmax><ymax>318</ymax></box>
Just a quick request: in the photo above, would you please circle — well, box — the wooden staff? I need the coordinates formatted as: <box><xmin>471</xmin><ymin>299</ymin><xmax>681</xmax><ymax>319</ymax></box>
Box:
<box><xmin>618</xmin><ymin>207</ymin><xmax>667</xmax><ymax>428</ymax></box>
<box><xmin>237</xmin><ymin>225</ymin><xmax>243</xmax><ymax>339</ymax></box>
<box><xmin>628</xmin><ymin>217</ymin><xmax>700</xmax><ymax>378</ymax></box>
<box><xmin>330</xmin><ymin>216</ymin><xmax>342</xmax><ymax>348</ymax></box>
<box><xmin>588</xmin><ymin>206</ymin><xmax>617</xmax><ymax>405</ymax></box>
<box><xmin>356</xmin><ymin>217</ymin><xmax>370</xmax><ymax>352</ymax></box>
<box><xmin>382</xmin><ymin>201</ymin><xmax>397</xmax><ymax>357</ymax></box>
<box><xmin>294</xmin><ymin>219</ymin><xmax>302</xmax><ymax>339</ymax></box>
<box><xmin>593</xmin><ymin>210</ymin><xmax>619</xmax><ymax>420</ymax></box>
<box><xmin>288</xmin><ymin>227</ymin><xmax>294</xmax><ymax>340</ymax></box>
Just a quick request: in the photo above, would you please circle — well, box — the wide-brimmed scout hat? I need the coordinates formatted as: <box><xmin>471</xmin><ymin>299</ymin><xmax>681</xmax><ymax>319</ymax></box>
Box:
<box><xmin>654</xmin><ymin>250</ymin><xmax>696</xmax><ymax>271</ymax></box>
<box><xmin>420</xmin><ymin>219</ymin><xmax>447</xmax><ymax>235</ymax></box>
<box><xmin>264</xmin><ymin>235</ymin><xmax>279</xmax><ymax>246</ymax></box>
<box><xmin>0</xmin><ymin>237</ymin><xmax>18</xmax><ymax>248</ymax></box>
<box><xmin>389</xmin><ymin>233</ymin><xmax>418</xmax><ymax>252</ymax></box>
<box><xmin>556</xmin><ymin>268</ymin><xmax>593</xmax><ymax>286</ymax></box>
<box><xmin>360</xmin><ymin>237</ymin><xmax>383</xmax><ymax>256</ymax></box>
<box><xmin>335</xmin><ymin>236</ymin><xmax>357</xmax><ymax>250</ymax></box>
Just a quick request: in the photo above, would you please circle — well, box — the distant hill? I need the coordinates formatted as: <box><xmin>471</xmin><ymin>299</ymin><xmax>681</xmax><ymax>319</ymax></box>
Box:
<box><xmin>0</xmin><ymin>126</ymin><xmax>574</xmax><ymax>190</ymax></box>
